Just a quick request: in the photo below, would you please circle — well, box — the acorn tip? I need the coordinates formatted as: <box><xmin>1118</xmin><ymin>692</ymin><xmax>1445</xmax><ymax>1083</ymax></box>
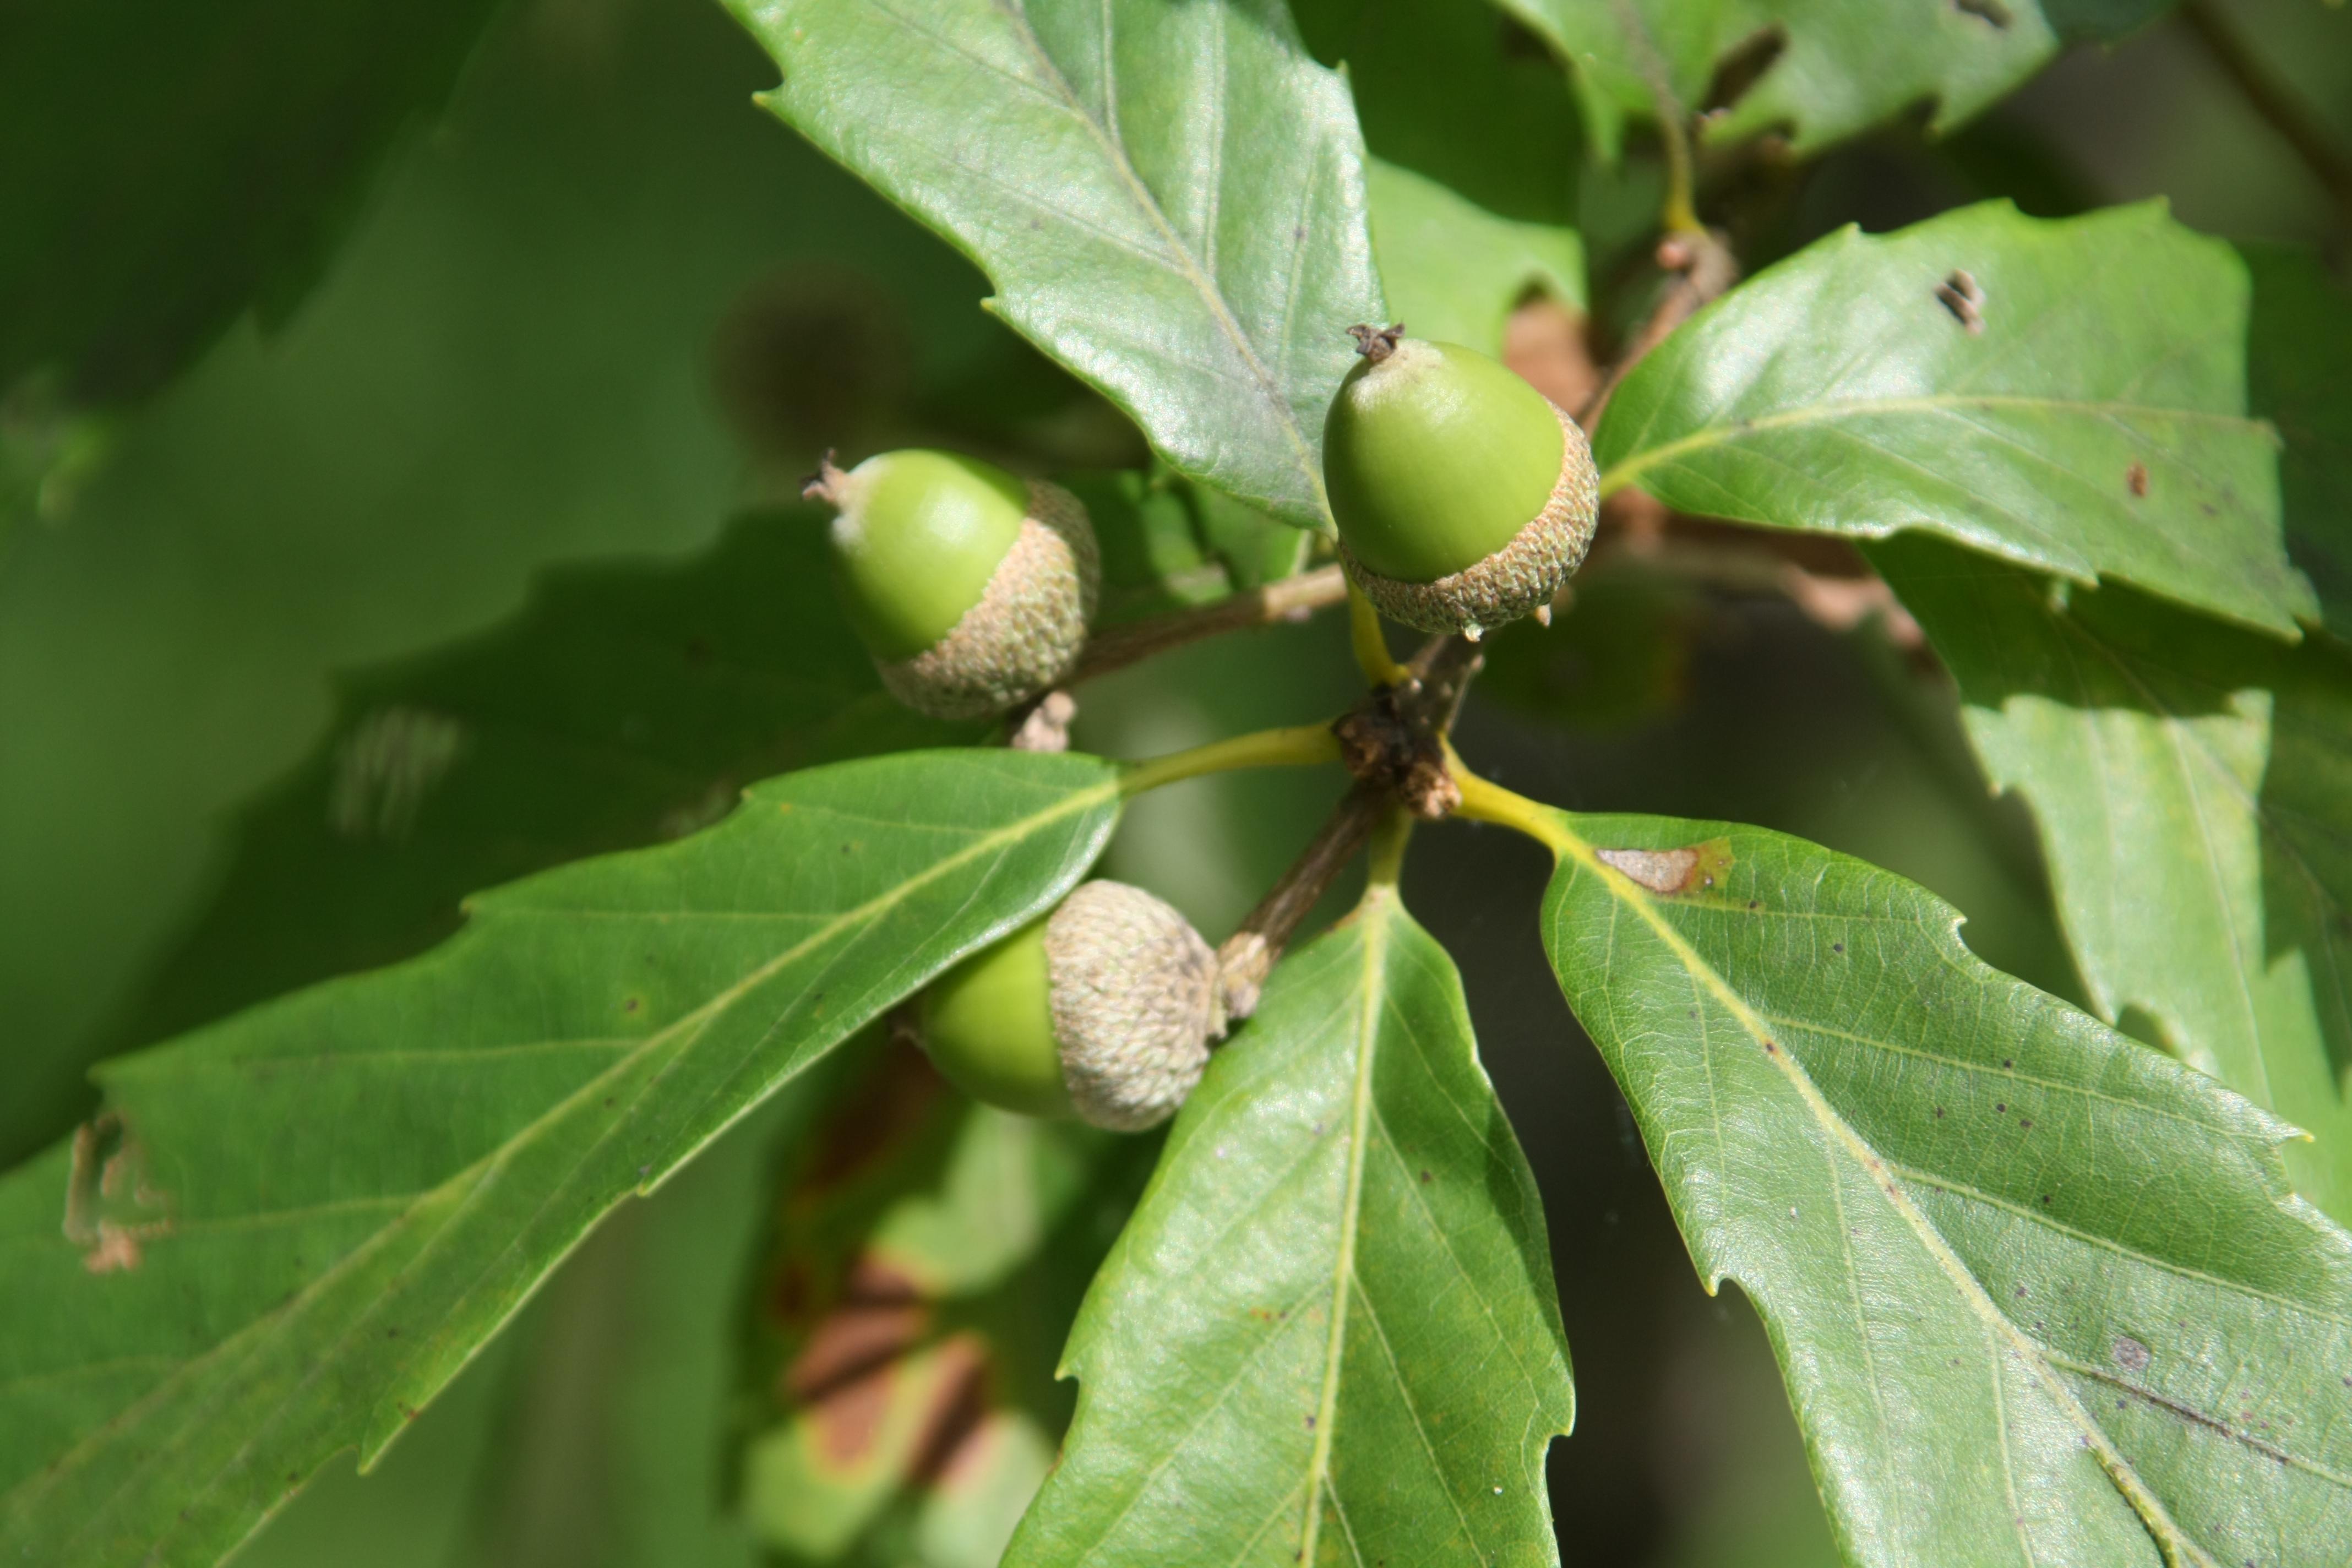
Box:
<box><xmin>801</xmin><ymin>449</ymin><xmax>849</xmax><ymax>506</ymax></box>
<box><xmin>1346</xmin><ymin>323</ymin><xmax>1406</xmax><ymax>363</ymax></box>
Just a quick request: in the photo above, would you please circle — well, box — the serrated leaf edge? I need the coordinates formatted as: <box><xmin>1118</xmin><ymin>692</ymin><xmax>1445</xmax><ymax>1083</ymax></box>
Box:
<box><xmin>1532</xmin><ymin>808</ymin><xmax>2220</xmax><ymax>1568</ymax></box>
<box><xmin>7</xmin><ymin>764</ymin><xmax>1128</xmax><ymax>1562</ymax></box>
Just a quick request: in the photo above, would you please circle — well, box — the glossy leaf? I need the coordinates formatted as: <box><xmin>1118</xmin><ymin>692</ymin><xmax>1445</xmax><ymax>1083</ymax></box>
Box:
<box><xmin>1535</xmin><ymin>804</ymin><xmax>2352</xmax><ymax>1566</ymax></box>
<box><xmin>737</xmin><ymin>1042</ymin><xmax>1152</xmax><ymax>1567</ymax></box>
<box><xmin>108</xmin><ymin>507</ymin><xmax>970</xmax><ymax>1055</ymax></box>
<box><xmin>725</xmin><ymin>0</ymin><xmax>1384</xmax><ymax>529</ymax></box>
<box><xmin>1596</xmin><ymin>201</ymin><xmax>2313</xmax><ymax>636</ymax></box>
<box><xmin>1875</xmin><ymin>535</ymin><xmax>2352</xmax><ymax>1225</ymax></box>
<box><xmin>2244</xmin><ymin>244</ymin><xmax>2352</xmax><ymax>640</ymax></box>
<box><xmin>0</xmin><ymin>750</ymin><xmax>1124</xmax><ymax>1567</ymax></box>
<box><xmin>1496</xmin><ymin>0</ymin><xmax>2173</xmax><ymax>160</ymax></box>
<box><xmin>1006</xmin><ymin>886</ymin><xmax>1573</xmax><ymax>1567</ymax></box>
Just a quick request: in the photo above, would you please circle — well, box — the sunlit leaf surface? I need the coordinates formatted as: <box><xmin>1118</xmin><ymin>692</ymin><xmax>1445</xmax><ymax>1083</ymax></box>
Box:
<box><xmin>1537</xmin><ymin>805</ymin><xmax>2352</xmax><ymax>1567</ymax></box>
<box><xmin>726</xmin><ymin>0</ymin><xmax>1384</xmax><ymax>528</ymax></box>
<box><xmin>1008</xmin><ymin>886</ymin><xmax>1573</xmax><ymax>1567</ymax></box>
<box><xmin>1878</xmin><ymin>535</ymin><xmax>2352</xmax><ymax>1227</ymax></box>
<box><xmin>1597</xmin><ymin>202</ymin><xmax>2311</xmax><ymax>636</ymax></box>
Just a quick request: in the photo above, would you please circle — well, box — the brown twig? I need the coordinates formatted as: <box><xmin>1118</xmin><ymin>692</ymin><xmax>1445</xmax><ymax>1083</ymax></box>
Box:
<box><xmin>2181</xmin><ymin>0</ymin><xmax>2352</xmax><ymax>228</ymax></box>
<box><xmin>1580</xmin><ymin>229</ymin><xmax>1740</xmax><ymax>428</ymax></box>
<box><xmin>1332</xmin><ymin>634</ymin><xmax>1485</xmax><ymax>820</ymax></box>
<box><xmin>1071</xmin><ymin>563</ymin><xmax>1348</xmax><ymax>685</ymax></box>
<box><xmin>1215</xmin><ymin>783</ymin><xmax>1385</xmax><ymax>1020</ymax></box>
<box><xmin>1215</xmin><ymin>634</ymin><xmax>1487</xmax><ymax>1018</ymax></box>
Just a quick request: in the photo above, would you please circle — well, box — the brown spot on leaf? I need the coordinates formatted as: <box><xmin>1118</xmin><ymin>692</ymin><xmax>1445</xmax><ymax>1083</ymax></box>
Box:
<box><xmin>2112</xmin><ymin>1335</ymin><xmax>2152</xmax><ymax>1374</ymax></box>
<box><xmin>65</xmin><ymin>1113</ymin><xmax>172</xmax><ymax>1271</ymax></box>
<box><xmin>2126</xmin><ymin>461</ymin><xmax>2150</xmax><ymax>498</ymax></box>
<box><xmin>81</xmin><ymin>1226</ymin><xmax>144</xmax><ymax>1275</ymax></box>
<box><xmin>785</xmin><ymin>1255</ymin><xmax>931</xmax><ymax>1467</ymax></box>
<box><xmin>906</xmin><ymin>1335</ymin><xmax>993</xmax><ymax>1490</ymax></box>
<box><xmin>1934</xmin><ymin>270</ymin><xmax>1986</xmax><ymax>334</ymax></box>
<box><xmin>1597</xmin><ymin>839</ymin><xmax>1734</xmax><ymax>896</ymax></box>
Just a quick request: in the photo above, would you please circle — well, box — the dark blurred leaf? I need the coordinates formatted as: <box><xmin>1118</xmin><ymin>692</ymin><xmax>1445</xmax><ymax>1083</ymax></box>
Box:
<box><xmin>230</xmin><ymin>1041</ymin><xmax>851</xmax><ymax>1568</ymax></box>
<box><xmin>1186</xmin><ymin>479</ymin><xmax>1316</xmax><ymax>592</ymax></box>
<box><xmin>1364</xmin><ymin>159</ymin><xmax>1586</xmax><ymax>356</ymax></box>
<box><xmin>736</xmin><ymin>1043</ymin><xmax>1151</xmax><ymax>1567</ymax></box>
<box><xmin>0</xmin><ymin>0</ymin><xmax>507</xmax><ymax>452</ymax></box>
<box><xmin>1005</xmin><ymin>886</ymin><xmax>1574</xmax><ymax>1567</ymax></box>
<box><xmin>1292</xmin><ymin>0</ymin><xmax>1584</xmax><ymax>354</ymax></box>
<box><xmin>452</xmin><ymin>1061</ymin><xmax>850</xmax><ymax>1568</ymax></box>
<box><xmin>1534</xmin><ymin>803</ymin><xmax>2352</xmax><ymax>1567</ymax></box>
<box><xmin>111</xmin><ymin>505</ymin><xmax>971</xmax><ymax>1053</ymax></box>
<box><xmin>0</xmin><ymin>0</ymin><xmax>1034</xmax><ymax>1171</ymax></box>
<box><xmin>1477</xmin><ymin>559</ymin><xmax>1707</xmax><ymax>732</ymax></box>
<box><xmin>1496</xmin><ymin>0</ymin><xmax>2174</xmax><ymax>160</ymax></box>
<box><xmin>1292</xmin><ymin>0</ymin><xmax>1578</xmax><ymax>225</ymax></box>
<box><xmin>1875</xmin><ymin>535</ymin><xmax>2352</xmax><ymax>1225</ymax></box>
<box><xmin>2244</xmin><ymin>244</ymin><xmax>2352</xmax><ymax>641</ymax></box>
<box><xmin>1066</xmin><ymin>468</ymin><xmax>1310</xmax><ymax>628</ymax></box>
<box><xmin>1597</xmin><ymin>201</ymin><xmax>2312</xmax><ymax>636</ymax></box>
<box><xmin>0</xmin><ymin>750</ymin><xmax>1123</xmax><ymax>1568</ymax></box>
<box><xmin>722</xmin><ymin>0</ymin><xmax>1383</xmax><ymax>530</ymax></box>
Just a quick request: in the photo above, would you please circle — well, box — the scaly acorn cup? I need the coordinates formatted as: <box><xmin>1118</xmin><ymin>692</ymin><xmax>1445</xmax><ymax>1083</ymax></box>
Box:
<box><xmin>914</xmin><ymin>881</ymin><xmax>1225</xmax><ymax>1132</ymax></box>
<box><xmin>805</xmin><ymin>448</ymin><xmax>1099</xmax><ymax>718</ymax></box>
<box><xmin>1322</xmin><ymin>324</ymin><xmax>1599</xmax><ymax>640</ymax></box>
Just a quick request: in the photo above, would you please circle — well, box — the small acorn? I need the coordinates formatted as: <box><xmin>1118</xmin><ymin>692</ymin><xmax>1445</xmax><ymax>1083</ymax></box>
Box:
<box><xmin>805</xmin><ymin>449</ymin><xmax>1100</xmax><ymax>718</ymax></box>
<box><xmin>916</xmin><ymin>881</ymin><xmax>1224</xmax><ymax>1131</ymax></box>
<box><xmin>1322</xmin><ymin>324</ymin><xmax>1599</xmax><ymax>640</ymax></box>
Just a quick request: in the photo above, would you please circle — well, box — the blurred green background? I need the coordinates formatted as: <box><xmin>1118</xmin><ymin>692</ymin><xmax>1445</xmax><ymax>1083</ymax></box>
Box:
<box><xmin>3</xmin><ymin>0</ymin><xmax>2346</xmax><ymax>1562</ymax></box>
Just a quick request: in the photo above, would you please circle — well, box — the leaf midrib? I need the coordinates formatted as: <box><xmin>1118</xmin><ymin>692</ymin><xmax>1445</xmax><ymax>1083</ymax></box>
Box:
<box><xmin>1543</xmin><ymin>812</ymin><xmax>2217</xmax><ymax>1566</ymax></box>
<box><xmin>970</xmin><ymin>0</ymin><xmax>1325</xmax><ymax>513</ymax></box>
<box><xmin>1601</xmin><ymin>393</ymin><xmax>2269</xmax><ymax>497</ymax></box>
<box><xmin>1295</xmin><ymin>893</ymin><xmax>1391</xmax><ymax>1565</ymax></box>
<box><xmin>6</xmin><ymin>772</ymin><xmax>1122</xmax><ymax>1539</ymax></box>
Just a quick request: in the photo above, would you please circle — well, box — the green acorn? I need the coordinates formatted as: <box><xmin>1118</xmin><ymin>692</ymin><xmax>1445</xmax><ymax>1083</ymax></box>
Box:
<box><xmin>805</xmin><ymin>449</ymin><xmax>1099</xmax><ymax>718</ymax></box>
<box><xmin>1322</xmin><ymin>324</ymin><xmax>1599</xmax><ymax>640</ymax></box>
<box><xmin>916</xmin><ymin>881</ymin><xmax>1224</xmax><ymax>1131</ymax></box>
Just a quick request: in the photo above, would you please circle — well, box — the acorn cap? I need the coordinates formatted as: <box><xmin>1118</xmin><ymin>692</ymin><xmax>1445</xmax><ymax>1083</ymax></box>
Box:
<box><xmin>808</xmin><ymin>450</ymin><xmax>1099</xmax><ymax>719</ymax></box>
<box><xmin>876</xmin><ymin>479</ymin><xmax>1098</xmax><ymax>720</ymax></box>
<box><xmin>1044</xmin><ymin>881</ymin><xmax>1224</xmax><ymax>1132</ymax></box>
<box><xmin>1323</xmin><ymin>330</ymin><xmax>1599</xmax><ymax>639</ymax></box>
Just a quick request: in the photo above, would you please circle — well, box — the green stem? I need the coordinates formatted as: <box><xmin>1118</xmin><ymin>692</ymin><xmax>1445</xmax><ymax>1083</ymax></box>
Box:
<box><xmin>1605</xmin><ymin>0</ymin><xmax>1702</xmax><ymax>236</ymax></box>
<box><xmin>1445</xmin><ymin>742</ymin><xmax>1574</xmax><ymax>859</ymax></box>
<box><xmin>1363</xmin><ymin>807</ymin><xmax>1414</xmax><ymax>888</ymax></box>
<box><xmin>1345</xmin><ymin>578</ymin><xmax>1414</xmax><ymax>689</ymax></box>
<box><xmin>1121</xmin><ymin>723</ymin><xmax>1340</xmax><ymax>795</ymax></box>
